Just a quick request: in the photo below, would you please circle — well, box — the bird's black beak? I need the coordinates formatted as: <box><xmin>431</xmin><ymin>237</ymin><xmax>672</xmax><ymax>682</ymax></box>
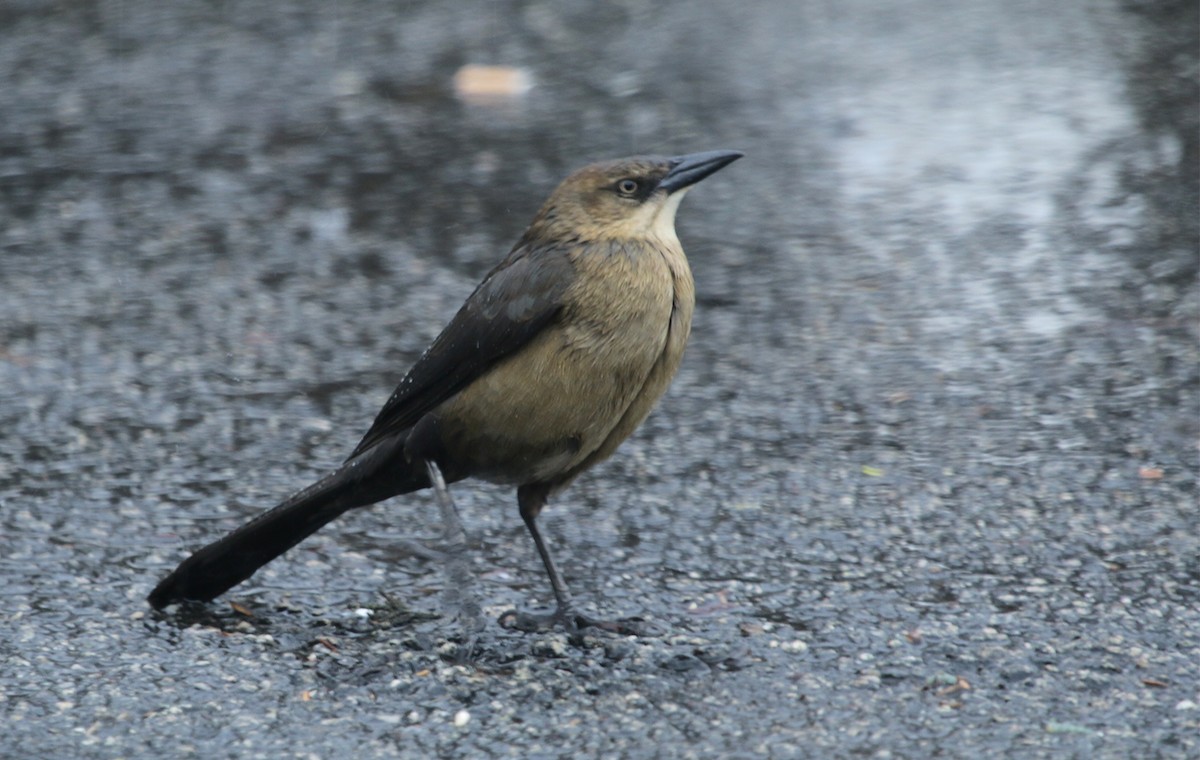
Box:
<box><xmin>658</xmin><ymin>150</ymin><xmax>744</xmax><ymax>194</ymax></box>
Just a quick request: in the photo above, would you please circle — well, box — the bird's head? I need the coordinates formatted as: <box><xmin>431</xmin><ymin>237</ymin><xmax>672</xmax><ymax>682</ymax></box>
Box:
<box><xmin>524</xmin><ymin>150</ymin><xmax>742</xmax><ymax>244</ymax></box>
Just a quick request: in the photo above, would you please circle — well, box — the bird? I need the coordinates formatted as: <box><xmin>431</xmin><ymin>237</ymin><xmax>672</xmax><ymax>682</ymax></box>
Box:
<box><xmin>148</xmin><ymin>149</ymin><xmax>743</xmax><ymax>632</ymax></box>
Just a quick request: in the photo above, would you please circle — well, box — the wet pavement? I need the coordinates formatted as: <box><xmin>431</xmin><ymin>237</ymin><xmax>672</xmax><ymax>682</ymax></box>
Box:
<box><xmin>1</xmin><ymin>0</ymin><xmax>1197</xmax><ymax>757</ymax></box>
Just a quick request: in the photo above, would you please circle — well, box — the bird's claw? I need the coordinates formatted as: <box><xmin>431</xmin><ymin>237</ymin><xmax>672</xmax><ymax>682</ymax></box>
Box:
<box><xmin>497</xmin><ymin>606</ymin><xmax>653</xmax><ymax>636</ymax></box>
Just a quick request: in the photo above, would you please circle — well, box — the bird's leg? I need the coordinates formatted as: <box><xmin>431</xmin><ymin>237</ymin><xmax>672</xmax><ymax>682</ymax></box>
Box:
<box><xmin>424</xmin><ymin>460</ymin><xmax>484</xmax><ymax>652</ymax></box>
<box><xmin>522</xmin><ymin>501</ymin><xmax>578</xmax><ymax>623</ymax></box>
<box><xmin>498</xmin><ymin>485</ymin><xmax>650</xmax><ymax>636</ymax></box>
<box><xmin>424</xmin><ymin>460</ymin><xmax>466</xmax><ymax>545</ymax></box>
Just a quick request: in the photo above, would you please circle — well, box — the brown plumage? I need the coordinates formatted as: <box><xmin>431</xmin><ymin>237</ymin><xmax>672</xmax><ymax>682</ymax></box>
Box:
<box><xmin>148</xmin><ymin>150</ymin><xmax>742</xmax><ymax>631</ymax></box>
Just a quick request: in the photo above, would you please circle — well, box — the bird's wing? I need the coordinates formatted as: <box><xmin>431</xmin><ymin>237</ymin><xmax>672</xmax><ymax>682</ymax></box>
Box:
<box><xmin>347</xmin><ymin>243</ymin><xmax>575</xmax><ymax>460</ymax></box>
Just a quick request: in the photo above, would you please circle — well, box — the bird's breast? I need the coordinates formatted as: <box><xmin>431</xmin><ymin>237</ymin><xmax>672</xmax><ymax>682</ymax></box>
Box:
<box><xmin>434</xmin><ymin>237</ymin><xmax>694</xmax><ymax>486</ymax></box>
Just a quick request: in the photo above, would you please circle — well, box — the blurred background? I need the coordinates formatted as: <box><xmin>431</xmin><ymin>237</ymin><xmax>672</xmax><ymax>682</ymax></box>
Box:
<box><xmin>1</xmin><ymin>1</ymin><xmax>1196</xmax><ymax>757</ymax></box>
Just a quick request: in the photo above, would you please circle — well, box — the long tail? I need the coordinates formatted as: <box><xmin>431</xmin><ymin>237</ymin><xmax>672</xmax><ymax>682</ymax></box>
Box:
<box><xmin>148</xmin><ymin>437</ymin><xmax>423</xmax><ymax>608</ymax></box>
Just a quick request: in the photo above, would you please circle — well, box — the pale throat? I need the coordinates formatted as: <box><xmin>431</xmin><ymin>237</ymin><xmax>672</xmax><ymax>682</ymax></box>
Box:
<box><xmin>649</xmin><ymin>188</ymin><xmax>690</xmax><ymax>244</ymax></box>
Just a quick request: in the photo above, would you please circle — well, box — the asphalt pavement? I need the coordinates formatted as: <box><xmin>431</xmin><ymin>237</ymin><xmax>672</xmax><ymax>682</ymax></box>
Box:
<box><xmin>1</xmin><ymin>0</ymin><xmax>1196</xmax><ymax>757</ymax></box>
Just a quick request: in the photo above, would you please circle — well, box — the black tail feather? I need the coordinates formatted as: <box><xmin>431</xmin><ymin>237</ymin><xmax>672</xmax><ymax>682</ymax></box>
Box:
<box><xmin>148</xmin><ymin>438</ymin><xmax>423</xmax><ymax>608</ymax></box>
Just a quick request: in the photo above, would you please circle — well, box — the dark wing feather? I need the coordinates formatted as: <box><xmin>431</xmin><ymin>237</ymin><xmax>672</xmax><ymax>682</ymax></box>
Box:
<box><xmin>347</xmin><ymin>243</ymin><xmax>576</xmax><ymax>460</ymax></box>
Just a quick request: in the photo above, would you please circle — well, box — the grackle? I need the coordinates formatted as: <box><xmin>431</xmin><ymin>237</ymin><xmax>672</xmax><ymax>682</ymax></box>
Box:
<box><xmin>148</xmin><ymin>150</ymin><xmax>742</xmax><ymax>632</ymax></box>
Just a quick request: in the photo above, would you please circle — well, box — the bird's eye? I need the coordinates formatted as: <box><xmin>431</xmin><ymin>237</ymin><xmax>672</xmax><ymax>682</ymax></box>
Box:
<box><xmin>616</xmin><ymin>179</ymin><xmax>639</xmax><ymax>195</ymax></box>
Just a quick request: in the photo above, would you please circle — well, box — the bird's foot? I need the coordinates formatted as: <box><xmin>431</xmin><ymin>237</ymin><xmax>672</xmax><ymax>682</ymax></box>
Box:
<box><xmin>497</xmin><ymin>604</ymin><xmax>654</xmax><ymax>636</ymax></box>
